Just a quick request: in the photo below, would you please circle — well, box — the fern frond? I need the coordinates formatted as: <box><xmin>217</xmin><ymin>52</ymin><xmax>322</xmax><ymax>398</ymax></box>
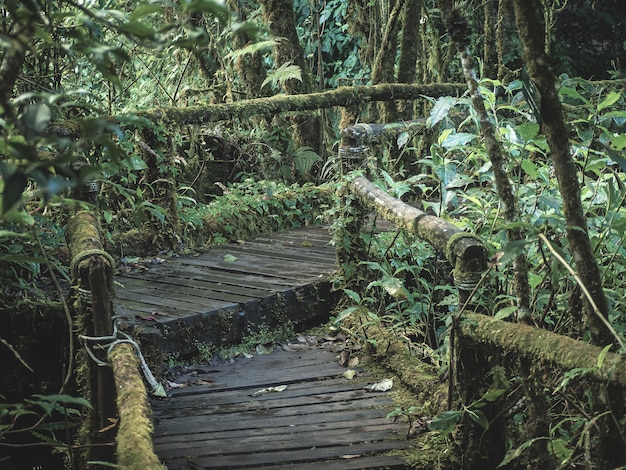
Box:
<box><xmin>227</xmin><ymin>39</ymin><xmax>277</xmax><ymax>60</ymax></box>
<box><xmin>261</xmin><ymin>62</ymin><xmax>302</xmax><ymax>89</ymax></box>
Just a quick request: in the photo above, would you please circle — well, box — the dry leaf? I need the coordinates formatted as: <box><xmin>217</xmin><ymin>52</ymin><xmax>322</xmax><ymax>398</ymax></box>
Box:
<box><xmin>343</xmin><ymin>369</ymin><xmax>357</xmax><ymax>380</ymax></box>
<box><xmin>365</xmin><ymin>378</ymin><xmax>393</xmax><ymax>392</ymax></box>
<box><xmin>250</xmin><ymin>385</ymin><xmax>288</xmax><ymax>397</ymax></box>
<box><xmin>339</xmin><ymin>349</ymin><xmax>350</xmax><ymax>367</ymax></box>
<box><xmin>347</xmin><ymin>356</ymin><xmax>360</xmax><ymax>368</ymax></box>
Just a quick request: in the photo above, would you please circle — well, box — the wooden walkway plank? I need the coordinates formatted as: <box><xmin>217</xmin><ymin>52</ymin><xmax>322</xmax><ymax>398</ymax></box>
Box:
<box><xmin>113</xmin><ymin>226</ymin><xmax>338</xmax><ymax>354</ymax></box>
<box><xmin>152</xmin><ymin>345</ymin><xmax>409</xmax><ymax>469</ymax></box>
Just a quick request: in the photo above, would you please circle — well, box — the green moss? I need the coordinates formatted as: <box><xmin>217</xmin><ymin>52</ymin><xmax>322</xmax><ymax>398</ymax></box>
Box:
<box><xmin>109</xmin><ymin>343</ymin><xmax>164</xmax><ymax>469</ymax></box>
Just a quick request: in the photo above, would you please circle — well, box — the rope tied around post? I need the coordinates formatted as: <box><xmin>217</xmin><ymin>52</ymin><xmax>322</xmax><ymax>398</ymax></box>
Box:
<box><xmin>79</xmin><ymin>319</ymin><xmax>167</xmax><ymax>398</ymax></box>
<box><xmin>70</xmin><ymin>247</ymin><xmax>116</xmax><ymax>285</ymax></box>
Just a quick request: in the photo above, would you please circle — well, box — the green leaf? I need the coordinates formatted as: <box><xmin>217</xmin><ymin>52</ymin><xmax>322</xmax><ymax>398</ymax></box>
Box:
<box><xmin>428</xmin><ymin>96</ymin><xmax>456</xmax><ymax>127</ymax></box>
<box><xmin>482</xmin><ymin>388</ymin><xmax>508</xmax><ymax>402</ymax></box>
<box><xmin>228</xmin><ymin>39</ymin><xmax>277</xmax><ymax>60</ymax></box>
<box><xmin>334</xmin><ymin>306</ymin><xmax>359</xmax><ymax>323</ymax></box>
<box><xmin>429</xmin><ymin>409</ymin><xmax>462</xmax><ymax>433</ymax></box>
<box><xmin>494</xmin><ymin>305</ymin><xmax>517</xmax><ymax>321</ymax></box>
<box><xmin>118</xmin><ymin>20</ymin><xmax>157</xmax><ymax>40</ymax></box>
<box><xmin>548</xmin><ymin>438</ymin><xmax>573</xmax><ymax>462</ymax></box>
<box><xmin>441</xmin><ymin>132</ymin><xmax>476</xmax><ymax>149</ymax></box>
<box><xmin>343</xmin><ymin>289</ymin><xmax>361</xmax><ymax>303</ymax></box>
<box><xmin>223</xmin><ymin>253</ymin><xmax>238</xmax><ymax>262</ymax></box>
<box><xmin>130</xmin><ymin>5</ymin><xmax>164</xmax><ymax>20</ymax></box>
<box><xmin>596</xmin><ymin>344</ymin><xmax>612</xmax><ymax>369</ymax></box>
<box><xmin>262</xmin><ymin>62</ymin><xmax>302</xmax><ymax>89</ymax></box>
<box><xmin>103</xmin><ymin>210</ymin><xmax>113</xmax><ymax>224</ymax></box>
<box><xmin>497</xmin><ymin>437</ymin><xmax>547</xmax><ymax>468</ymax></box>
<box><xmin>467</xmin><ymin>408</ymin><xmax>489</xmax><ymax>428</ymax></box>
<box><xmin>181</xmin><ymin>0</ymin><xmax>230</xmax><ymax>22</ymax></box>
<box><xmin>597</xmin><ymin>91</ymin><xmax>621</xmax><ymax>112</ymax></box>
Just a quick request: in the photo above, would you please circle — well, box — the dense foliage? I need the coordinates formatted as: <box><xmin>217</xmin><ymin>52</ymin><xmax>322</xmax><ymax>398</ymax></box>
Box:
<box><xmin>1</xmin><ymin>0</ymin><xmax>625</xmax><ymax>468</ymax></box>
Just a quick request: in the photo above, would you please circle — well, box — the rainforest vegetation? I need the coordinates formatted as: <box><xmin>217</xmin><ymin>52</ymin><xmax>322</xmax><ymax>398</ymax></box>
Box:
<box><xmin>1</xmin><ymin>0</ymin><xmax>626</xmax><ymax>468</ymax></box>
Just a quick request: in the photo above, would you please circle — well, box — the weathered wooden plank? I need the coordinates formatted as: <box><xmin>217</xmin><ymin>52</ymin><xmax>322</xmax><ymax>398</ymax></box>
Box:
<box><xmin>157</xmin><ymin>428</ymin><xmax>404</xmax><ymax>459</ymax></box>
<box><xmin>153</xmin><ymin>417</ymin><xmax>401</xmax><ymax>444</ymax></box>
<box><xmin>257</xmin><ymin>454</ymin><xmax>408</xmax><ymax>470</ymax></box>
<box><xmin>154</xmin><ymin>407</ymin><xmax>393</xmax><ymax>437</ymax></box>
<box><xmin>116</xmin><ymin>276</ymin><xmax>257</xmax><ymax>304</ymax></box>
<box><xmin>163</xmin><ymin>441</ymin><xmax>410</xmax><ymax>469</ymax></box>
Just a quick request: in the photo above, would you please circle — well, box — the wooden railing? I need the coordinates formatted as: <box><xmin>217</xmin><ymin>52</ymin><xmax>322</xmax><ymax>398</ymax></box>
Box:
<box><xmin>337</xmin><ymin>121</ymin><xmax>626</xmax><ymax>469</ymax></box>
<box><xmin>67</xmin><ymin>211</ymin><xmax>162</xmax><ymax>469</ymax></box>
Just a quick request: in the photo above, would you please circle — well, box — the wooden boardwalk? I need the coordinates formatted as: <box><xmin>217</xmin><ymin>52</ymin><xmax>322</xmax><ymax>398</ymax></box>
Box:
<box><xmin>113</xmin><ymin>226</ymin><xmax>338</xmax><ymax>354</ymax></box>
<box><xmin>112</xmin><ymin>225</ymin><xmax>410</xmax><ymax>468</ymax></box>
<box><xmin>152</xmin><ymin>343</ymin><xmax>410</xmax><ymax>469</ymax></box>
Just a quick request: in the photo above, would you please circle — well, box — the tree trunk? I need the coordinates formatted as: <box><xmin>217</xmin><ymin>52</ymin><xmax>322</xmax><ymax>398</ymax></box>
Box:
<box><xmin>259</xmin><ymin>0</ymin><xmax>321</xmax><ymax>152</ymax></box>
<box><xmin>227</xmin><ymin>0</ymin><xmax>270</xmax><ymax>100</ymax></box>
<box><xmin>397</xmin><ymin>0</ymin><xmax>423</xmax><ymax>119</ymax></box>
<box><xmin>511</xmin><ymin>0</ymin><xmax>611</xmax><ymax>345</ymax></box>
<box><xmin>512</xmin><ymin>2</ymin><xmax>623</xmax><ymax>467</ymax></box>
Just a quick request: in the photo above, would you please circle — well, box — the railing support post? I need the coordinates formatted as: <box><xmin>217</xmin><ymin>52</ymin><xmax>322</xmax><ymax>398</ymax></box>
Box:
<box><xmin>66</xmin><ymin>211</ymin><xmax>117</xmax><ymax>467</ymax></box>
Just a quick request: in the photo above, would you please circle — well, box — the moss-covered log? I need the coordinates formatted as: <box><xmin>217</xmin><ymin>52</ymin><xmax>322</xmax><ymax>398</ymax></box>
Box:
<box><xmin>109</xmin><ymin>343</ymin><xmax>163</xmax><ymax>470</ymax></box>
<box><xmin>459</xmin><ymin>312</ymin><xmax>626</xmax><ymax>387</ymax></box>
<box><xmin>350</xmin><ymin>177</ymin><xmax>486</xmax><ymax>266</ymax></box>
<box><xmin>47</xmin><ymin>83</ymin><xmax>466</xmax><ymax>138</ymax></box>
<box><xmin>66</xmin><ymin>211</ymin><xmax>117</xmax><ymax>466</ymax></box>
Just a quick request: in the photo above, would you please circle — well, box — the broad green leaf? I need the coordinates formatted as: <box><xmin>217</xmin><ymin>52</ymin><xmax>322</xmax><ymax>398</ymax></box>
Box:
<box><xmin>559</xmin><ymin>86</ymin><xmax>590</xmax><ymax>105</ymax></box>
<box><xmin>428</xmin><ymin>96</ymin><xmax>456</xmax><ymax>128</ymax></box>
<box><xmin>223</xmin><ymin>253</ymin><xmax>238</xmax><ymax>262</ymax></box>
<box><xmin>31</xmin><ymin>394</ymin><xmax>93</xmax><ymax>410</ymax></box>
<box><xmin>103</xmin><ymin>210</ymin><xmax>113</xmax><ymax>224</ymax></box>
<box><xmin>597</xmin><ymin>91</ymin><xmax>621</xmax><ymax>112</ymax></box>
<box><xmin>494</xmin><ymin>305</ymin><xmax>517</xmax><ymax>321</ymax></box>
<box><xmin>334</xmin><ymin>306</ymin><xmax>359</xmax><ymax>323</ymax></box>
<box><xmin>521</xmin><ymin>159</ymin><xmax>538</xmax><ymax>179</ymax></box>
<box><xmin>181</xmin><ymin>0</ymin><xmax>229</xmax><ymax>22</ymax></box>
<box><xmin>429</xmin><ymin>409</ymin><xmax>461</xmax><ymax>433</ymax></box>
<box><xmin>118</xmin><ymin>20</ymin><xmax>157</xmax><ymax>40</ymax></box>
<box><xmin>611</xmin><ymin>134</ymin><xmax>626</xmax><ymax>150</ymax></box>
<box><xmin>548</xmin><ymin>438</ymin><xmax>573</xmax><ymax>462</ymax></box>
<box><xmin>342</xmin><ymin>288</ymin><xmax>361</xmax><ymax>303</ymax></box>
<box><xmin>467</xmin><ymin>408</ymin><xmax>489</xmax><ymax>428</ymax></box>
<box><xmin>228</xmin><ymin>39</ymin><xmax>277</xmax><ymax>60</ymax></box>
<box><xmin>397</xmin><ymin>131</ymin><xmax>410</xmax><ymax>149</ymax></box>
<box><xmin>130</xmin><ymin>5</ymin><xmax>164</xmax><ymax>20</ymax></box>
<box><xmin>482</xmin><ymin>388</ymin><xmax>508</xmax><ymax>402</ymax></box>
<box><xmin>21</xmin><ymin>103</ymin><xmax>51</xmax><ymax>136</ymax></box>
<box><xmin>441</xmin><ymin>132</ymin><xmax>476</xmax><ymax>149</ymax></box>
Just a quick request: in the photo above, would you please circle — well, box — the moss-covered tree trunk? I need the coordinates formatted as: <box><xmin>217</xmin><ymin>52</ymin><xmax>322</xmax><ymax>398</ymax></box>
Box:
<box><xmin>227</xmin><ymin>0</ymin><xmax>270</xmax><ymax>100</ymax></box>
<box><xmin>371</xmin><ymin>0</ymin><xmax>403</xmax><ymax>122</ymax></box>
<box><xmin>512</xmin><ymin>2</ymin><xmax>623</xmax><ymax>467</ymax></box>
<box><xmin>259</xmin><ymin>0</ymin><xmax>321</xmax><ymax>152</ymax></box>
<box><xmin>397</xmin><ymin>0</ymin><xmax>423</xmax><ymax>120</ymax></box>
<box><xmin>511</xmin><ymin>0</ymin><xmax>611</xmax><ymax>345</ymax></box>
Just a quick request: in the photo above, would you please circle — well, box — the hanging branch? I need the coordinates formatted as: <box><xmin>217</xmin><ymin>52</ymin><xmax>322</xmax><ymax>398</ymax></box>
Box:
<box><xmin>441</xmin><ymin>7</ymin><xmax>531</xmax><ymax>317</ymax></box>
<box><xmin>511</xmin><ymin>0</ymin><xmax>612</xmax><ymax>346</ymax></box>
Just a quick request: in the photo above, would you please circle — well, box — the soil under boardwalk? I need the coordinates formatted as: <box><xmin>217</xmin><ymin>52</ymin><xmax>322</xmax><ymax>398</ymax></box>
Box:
<box><xmin>152</xmin><ymin>345</ymin><xmax>410</xmax><ymax>469</ymax></box>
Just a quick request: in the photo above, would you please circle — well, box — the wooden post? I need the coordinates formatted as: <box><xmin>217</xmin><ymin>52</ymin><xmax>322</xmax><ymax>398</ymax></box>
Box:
<box><xmin>66</xmin><ymin>211</ymin><xmax>117</xmax><ymax>467</ymax></box>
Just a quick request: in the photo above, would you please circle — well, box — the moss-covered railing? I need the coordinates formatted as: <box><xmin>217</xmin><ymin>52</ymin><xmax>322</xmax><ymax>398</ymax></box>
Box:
<box><xmin>66</xmin><ymin>211</ymin><xmax>162</xmax><ymax>469</ymax></box>
<box><xmin>338</xmin><ymin>122</ymin><xmax>626</xmax><ymax>469</ymax></box>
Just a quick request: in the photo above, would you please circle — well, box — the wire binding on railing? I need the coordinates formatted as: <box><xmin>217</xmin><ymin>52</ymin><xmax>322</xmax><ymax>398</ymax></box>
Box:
<box><xmin>79</xmin><ymin>318</ymin><xmax>167</xmax><ymax>397</ymax></box>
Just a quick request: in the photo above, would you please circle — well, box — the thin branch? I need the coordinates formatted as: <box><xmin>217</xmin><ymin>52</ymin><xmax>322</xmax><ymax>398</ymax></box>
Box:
<box><xmin>538</xmin><ymin>233</ymin><xmax>624</xmax><ymax>351</ymax></box>
<box><xmin>0</xmin><ymin>337</ymin><xmax>33</xmax><ymax>373</ymax></box>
